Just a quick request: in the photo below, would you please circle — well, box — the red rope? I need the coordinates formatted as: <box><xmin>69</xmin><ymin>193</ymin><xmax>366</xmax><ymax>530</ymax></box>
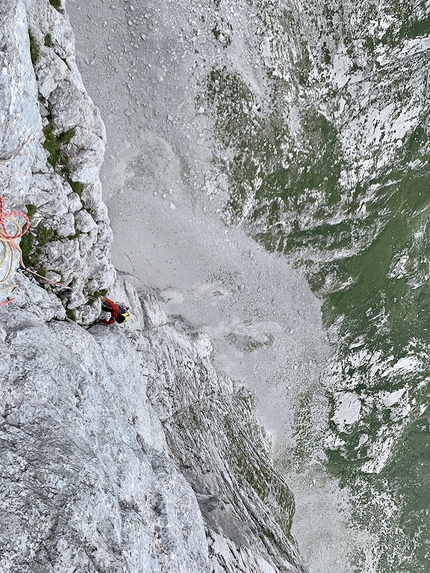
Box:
<box><xmin>0</xmin><ymin>196</ymin><xmax>103</xmax><ymax>307</ymax></box>
<box><xmin>0</xmin><ymin>196</ymin><xmax>30</xmax><ymax>239</ymax></box>
<box><xmin>0</xmin><ymin>196</ymin><xmax>30</xmax><ymax>306</ymax></box>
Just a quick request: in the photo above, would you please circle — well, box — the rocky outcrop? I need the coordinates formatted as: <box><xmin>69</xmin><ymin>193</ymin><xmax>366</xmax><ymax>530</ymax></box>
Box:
<box><xmin>0</xmin><ymin>0</ymin><xmax>114</xmax><ymax>321</ymax></box>
<box><xmin>0</xmin><ymin>1</ymin><xmax>308</xmax><ymax>572</ymax></box>
<box><xmin>130</xmin><ymin>288</ymin><xmax>307</xmax><ymax>572</ymax></box>
<box><xmin>0</xmin><ymin>278</ymin><xmax>210</xmax><ymax>573</ymax></box>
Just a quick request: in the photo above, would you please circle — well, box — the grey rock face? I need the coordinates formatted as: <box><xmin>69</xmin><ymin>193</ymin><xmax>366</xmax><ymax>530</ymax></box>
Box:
<box><xmin>124</xmin><ymin>287</ymin><xmax>308</xmax><ymax>573</ymax></box>
<box><xmin>0</xmin><ymin>1</ymin><xmax>309</xmax><ymax>572</ymax></box>
<box><xmin>1</xmin><ymin>276</ymin><xmax>307</xmax><ymax>573</ymax></box>
<box><xmin>0</xmin><ymin>0</ymin><xmax>40</xmax><ymax>164</ymax></box>
<box><xmin>0</xmin><ymin>286</ymin><xmax>210</xmax><ymax>573</ymax></box>
<box><xmin>0</xmin><ymin>0</ymin><xmax>115</xmax><ymax>319</ymax></box>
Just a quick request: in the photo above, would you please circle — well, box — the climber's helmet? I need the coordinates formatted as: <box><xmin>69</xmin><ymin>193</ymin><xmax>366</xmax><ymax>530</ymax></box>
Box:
<box><xmin>116</xmin><ymin>306</ymin><xmax>130</xmax><ymax>324</ymax></box>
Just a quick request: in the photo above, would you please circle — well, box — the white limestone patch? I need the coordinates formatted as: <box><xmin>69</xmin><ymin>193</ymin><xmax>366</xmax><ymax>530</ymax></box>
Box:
<box><xmin>381</xmin><ymin>355</ymin><xmax>422</xmax><ymax>378</ymax></box>
<box><xmin>332</xmin><ymin>392</ymin><xmax>362</xmax><ymax>432</ymax></box>
<box><xmin>379</xmin><ymin>388</ymin><xmax>406</xmax><ymax>408</ymax></box>
<box><xmin>331</xmin><ymin>46</ymin><xmax>353</xmax><ymax>89</ymax></box>
<box><xmin>399</xmin><ymin>36</ymin><xmax>430</xmax><ymax>58</ymax></box>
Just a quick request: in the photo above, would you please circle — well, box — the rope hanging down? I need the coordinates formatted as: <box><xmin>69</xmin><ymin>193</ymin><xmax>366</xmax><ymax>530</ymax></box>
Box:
<box><xmin>0</xmin><ymin>195</ymin><xmax>100</xmax><ymax>306</ymax></box>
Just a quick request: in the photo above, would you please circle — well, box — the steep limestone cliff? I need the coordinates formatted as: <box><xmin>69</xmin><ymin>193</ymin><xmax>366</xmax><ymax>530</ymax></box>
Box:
<box><xmin>1</xmin><ymin>0</ymin><xmax>114</xmax><ymax>321</ymax></box>
<box><xmin>0</xmin><ymin>281</ymin><xmax>210</xmax><ymax>573</ymax></box>
<box><xmin>0</xmin><ymin>1</ymin><xmax>308</xmax><ymax>572</ymax></box>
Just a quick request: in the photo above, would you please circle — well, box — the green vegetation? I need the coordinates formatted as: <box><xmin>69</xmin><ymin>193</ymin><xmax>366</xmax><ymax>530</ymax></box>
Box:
<box><xmin>20</xmin><ymin>205</ymin><xmax>38</xmax><ymax>266</ymax></box>
<box><xmin>20</xmin><ymin>225</ymin><xmax>60</xmax><ymax>270</ymax></box>
<box><xmin>43</xmin><ymin>123</ymin><xmax>76</xmax><ymax>169</ymax></box>
<box><xmin>48</xmin><ymin>0</ymin><xmax>62</xmax><ymax>10</ymax></box>
<box><xmin>61</xmin><ymin>152</ymin><xmax>70</xmax><ymax>177</ymax></box>
<box><xmin>68</xmin><ymin>180</ymin><xmax>84</xmax><ymax>196</ymax></box>
<box><xmin>19</xmin><ymin>232</ymin><xmax>34</xmax><ymax>267</ymax></box>
<box><xmin>28</xmin><ymin>29</ymin><xmax>39</xmax><ymax>66</ymax></box>
<box><xmin>207</xmin><ymin>66</ymin><xmax>344</xmax><ymax>231</ymax></box>
<box><xmin>205</xmin><ymin>5</ymin><xmax>430</xmax><ymax>571</ymax></box>
<box><xmin>44</xmin><ymin>34</ymin><xmax>52</xmax><ymax>48</ymax></box>
<box><xmin>66</xmin><ymin>308</ymin><xmax>76</xmax><ymax>321</ymax></box>
<box><xmin>322</xmin><ymin>41</ymin><xmax>331</xmax><ymax>65</ymax></box>
<box><xmin>85</xmin><ymin>289</ymin><xmax>108</xmax><ymax>305</ymax></box>
<box><xmin>25</xmin><ymin>204</ymin><xmax>37</xmax><ymax>220</ymax></box>
<box><xmin>42</xmin><ymin>123</ymin><xmax>84</xmax><ymax>200</ymax></box>
<box><xmin>67</xmin><ymin>227</ymin><xmax>81</xmax><ymax>240</ymax></box>
<box><xmin>42</xmin><ymin>122</ymin><xmax>85</xmax><ymax>215</ymax></box>
<box><xmin>38</xmin><ymin>226</ymin><xmax>57</xmax><ymax>247</ymax></box>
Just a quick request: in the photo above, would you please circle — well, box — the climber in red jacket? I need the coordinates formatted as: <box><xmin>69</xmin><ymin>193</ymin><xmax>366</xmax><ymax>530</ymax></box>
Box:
<box><xmin>98</xmin><ymin>297</ymin><xmax>129</xmax><ymax>325</ymax></box>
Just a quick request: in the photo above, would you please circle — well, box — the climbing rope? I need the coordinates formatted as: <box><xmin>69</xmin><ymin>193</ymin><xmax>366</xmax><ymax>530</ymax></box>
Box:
<box><xmin>0</xmin><ymin>195</ymin><xmax>30</xmax><ymax>306</ymax></box>
<box><xmin>0</xmin><ymin>195</ymin><xmax>101</xmax><ymax>307</ymax></box>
